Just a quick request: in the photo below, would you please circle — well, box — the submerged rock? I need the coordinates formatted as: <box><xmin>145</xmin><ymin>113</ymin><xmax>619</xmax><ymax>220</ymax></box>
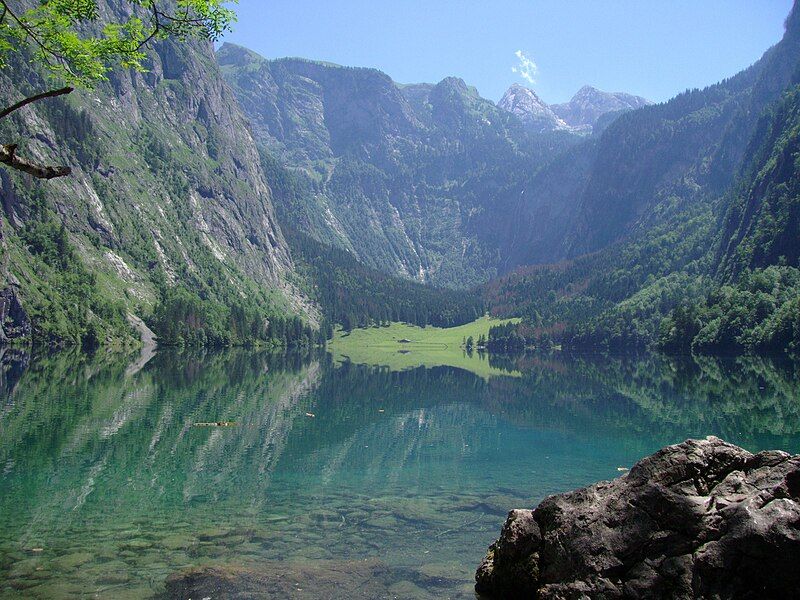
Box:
<box><xmin>476</xmin><ymin>436</ymin><xmax>800</xmax><ymax>599</ymax></box>
<box><xmin>163</xmin><ymin>560</ymin><xmax>394</xmax><ymax>599</ymax></box>
<box><xmin>161</xmin><ymin>559</ymin><xmax>472</xmax><ymax>599</ymax></box>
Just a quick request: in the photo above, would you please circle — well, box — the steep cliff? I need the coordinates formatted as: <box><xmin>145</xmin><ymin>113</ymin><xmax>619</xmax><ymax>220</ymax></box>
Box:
<box><xmin>0</xmin><ymin>1</ymin><xmax>310</xmax><ymax>347</ymax></box>
<box><xmin>218</xmin><ymin>43</ymin><xmax>581</xmax><ymax>288</ymax></box>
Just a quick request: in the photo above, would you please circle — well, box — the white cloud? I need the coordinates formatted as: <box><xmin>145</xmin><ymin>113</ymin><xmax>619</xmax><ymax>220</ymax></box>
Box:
<box><xmin>511</xmin><ymin>50</ymin><xmax>538</xmax><ymax>85</ymax></box>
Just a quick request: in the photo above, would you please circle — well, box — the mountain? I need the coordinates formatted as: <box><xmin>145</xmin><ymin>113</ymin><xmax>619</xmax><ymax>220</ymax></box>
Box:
<box><xmin>658</xmin><ymin>81</ymin><xmax>800</xmax><ymax>354</ymax></box>
<box><xmin>716</xmin><ymin>83</ymin><xmax>800</xmax><ymax>277</ymax></box>
<box><xmin>218</xmin><ymin>43</ymin><xmax>581</xmax><ymax>288</ymax></box>
<box><xmin>497</xmin><ymin>84</ymin><xmax>572</xmax><ymax>133</ymax></box>
<box><xmin>2</xmin><ymin>1</ymin><xmax>799</xmax><ymax>355</ymax></box>
<box><xmin>215</xmin><ymin>57</ymin><xmax>657</xmax><ymax>286</ymax></box>
<box><xmin>566</xmin><ymin>0</ymin><xmax>800</xmax><ymax>259</ymax></box>
<box><xmin>486</xmin><ymin>0</ymin><xmax>800</xmax><ymax>353</ymax></box>
<box><xmin>498</xmin><ymin>3</ymin><xmax>800</xmax><ymax>270</ymax></box>
<box><xmin>496</xmin><ymin>83</ymin><xmax>650</xmax><ymax>133</ymax></box>
<box><xmin>552</xmin><ymin>85</ymin><xmax>651</xmax><ymax>128</ymax></box>
<box><xmin>0</xmin><ymin>1</ymin><xmax>314</xmax><ymax>348</ymax></box>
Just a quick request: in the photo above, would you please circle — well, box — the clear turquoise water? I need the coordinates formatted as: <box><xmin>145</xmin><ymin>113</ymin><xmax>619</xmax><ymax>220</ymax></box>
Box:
<box><xmin>1</xmin><ymin>349</ymin><xmax>799</xmax><ymax>598</ymax></box>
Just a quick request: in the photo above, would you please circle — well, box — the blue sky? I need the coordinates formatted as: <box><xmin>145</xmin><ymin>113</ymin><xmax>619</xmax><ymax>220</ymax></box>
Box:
<box><xmin>219</xmin><ymin>0</ymin><xmax>794</xmax><ymax>103</ymax></box>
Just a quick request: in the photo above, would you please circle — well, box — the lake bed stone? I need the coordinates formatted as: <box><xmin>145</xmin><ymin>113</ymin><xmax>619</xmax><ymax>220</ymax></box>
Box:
<box><xmin>161</xmin><ymin>559</ymin><xmax>395</xmax><ymax>599</ymax></box>
<box><xmin>52</xmin><ymin>551</ymin><xmax>93</xmax><ymax>571</ymax></box>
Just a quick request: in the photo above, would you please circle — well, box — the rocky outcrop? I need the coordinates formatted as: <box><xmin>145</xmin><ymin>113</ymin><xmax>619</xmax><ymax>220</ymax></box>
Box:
<box><xmin>476</xmin><ymin>437</ymin><xmax>800</xmax><ymax>599</ymax></box>
<box><xmin>0</xmin><ymin>287</ymin><xmax>30</xmax><ymax>344</ymax></box>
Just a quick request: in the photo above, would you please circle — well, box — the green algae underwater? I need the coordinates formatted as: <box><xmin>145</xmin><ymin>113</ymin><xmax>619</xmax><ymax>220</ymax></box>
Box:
<box><xmin>1</xmin><ymin>348</ymin><xmax>799</xmax><ymax>598</ymax></box>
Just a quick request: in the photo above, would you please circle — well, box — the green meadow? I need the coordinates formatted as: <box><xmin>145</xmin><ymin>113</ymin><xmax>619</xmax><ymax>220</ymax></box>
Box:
<box><xmin>327</xmin><ymin>316</ymin><xmax>522</xmax><ymax>379</ymax></box>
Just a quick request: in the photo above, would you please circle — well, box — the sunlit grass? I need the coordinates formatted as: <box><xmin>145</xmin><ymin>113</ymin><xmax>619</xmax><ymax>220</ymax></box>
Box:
<box><xmin>327</xmin><ymin>316</ymin><xmax>522</xmax><ymax>379</ymax></box>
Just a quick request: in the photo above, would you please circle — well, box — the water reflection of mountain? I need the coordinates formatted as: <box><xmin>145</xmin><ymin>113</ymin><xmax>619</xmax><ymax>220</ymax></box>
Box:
<box><xmin>2</xmin><ymin>350</ymin><xmax>800</xmax><ymax>505</ymax></box>
<box><xmin>1</xmin><ymin>348</ymin><xmax>799</xmax><ymax>598</ymax></box>
<box><xmin>484</xmin><ymin>353</ymin><xmax>800</xmax><ymax>454</ymax></box>
<box><xmin>0</xmin><ymin>351</ymin><xmax>800</xmax><ymax>500</ymax></box>
<box><xmin>293</xmin><ymin>353</ymin><xmax>800</xmax><ymax>461</ymax></box>
<box><xmin>0</xmin><ymin>350</ymin><xmax>323</xmax><ymax>540</ymax></box>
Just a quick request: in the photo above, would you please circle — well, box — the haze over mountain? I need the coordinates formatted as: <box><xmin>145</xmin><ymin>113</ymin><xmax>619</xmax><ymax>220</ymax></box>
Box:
<box><xmin>217</xmin><ymin>42</ymin><xmax>583</xmax><ymax>287</ymax></box>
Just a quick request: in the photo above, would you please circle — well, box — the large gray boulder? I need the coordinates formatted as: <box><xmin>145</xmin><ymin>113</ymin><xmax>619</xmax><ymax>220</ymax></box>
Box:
<box><xmin>476</xmin><ymin>436</ymin><xmax>800</xmax><ymax>599</ymax></box>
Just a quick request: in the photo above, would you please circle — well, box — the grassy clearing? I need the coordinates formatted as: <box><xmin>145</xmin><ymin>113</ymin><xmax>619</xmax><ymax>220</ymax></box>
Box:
<box><xmin>327</xmin><ymin>316</ymin><xmax>521</xmax><ymax>379</ymax></box>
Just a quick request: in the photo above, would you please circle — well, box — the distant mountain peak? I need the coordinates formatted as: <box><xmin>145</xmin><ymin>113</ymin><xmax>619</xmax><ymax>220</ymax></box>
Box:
<box><xmin>497</xmin><ymin>82</ymin><xmax>651</xmax><ymax>132</ymax></box>
<box><xmin>498</xmin><ymin>84</ymin><xmax>570</xmax><ymax>132</ymax></box>
<box><xmin>500</xmin><ymin>83</ymin><xmax>548</xmax><ymax>109</ymax></box>
<box><xmin>216</xmin><ymin>42</ymin><xmax>264</xmax><ymax>67</ymax></box>
<box><xmin>553</xmin><ymin>86</ymin><xmax>652</xmax><ymax>128</ymax></box>
<box><xmin>438</xmin><ymin>76</ymin><xmax>469</xmax><ymax>89</ymax></box>
<box><xmin>575</xmin><ymin>84</ymin><xmax>600</xmax><ymax>95</ymax></box>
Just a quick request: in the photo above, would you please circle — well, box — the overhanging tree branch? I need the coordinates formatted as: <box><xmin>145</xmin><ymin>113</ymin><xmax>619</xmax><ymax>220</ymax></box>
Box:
<box><xmin>0</xmin><ymin>1</ymin><xmax>236</xmax><ymax>180</ymax></box>
<box><xmin>0</xmin><ymin>0</ymin><xmax>66</xmax><ymax>73</ymax></box>
<box><xmin>0</xmin><ymin>144</ymin><xmax>70</xmax><ymax>179</ymax></box>
<box><xmin>0</xmin><ymin>86</ymin><xmax>74</xmax><ymax>179</ymax></box>
<box><xmin>0</xmin><ymin>86</ymin><xmax>73</xmax><ymax>121</ymax></box>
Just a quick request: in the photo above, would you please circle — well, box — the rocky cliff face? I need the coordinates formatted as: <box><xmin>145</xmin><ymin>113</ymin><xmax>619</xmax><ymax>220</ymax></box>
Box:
<box><xmin>217</xmin><ymin>45</ymin><xmax>421</xmax><ymax>168</ymax></box>
<box><xmin>218</xmin><ymin>43</ymin><xmax>581</xmax><ymax>288</ymax></box>
<box><xmin>715</xmin><ymin>80</ymin><xmax>800</xmax><ymax>278</ymax></box>
<box><xmin>0</xmin><ymin>286</ymin><xmax>30</xmax><ymax>344</ymax></box>
<box><xmin>0</xmin><ymin>1</ymin><xmax>308</xmax><ymax>345</ymax></box>
<box><xmin>476</xmin><ymin>437</ymin><xmax>800</xmax><ymax>599</ymax></box>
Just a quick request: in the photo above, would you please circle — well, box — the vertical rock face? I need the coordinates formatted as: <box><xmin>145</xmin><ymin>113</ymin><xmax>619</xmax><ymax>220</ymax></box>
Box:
<box><xmin>125</xmin><ymin>36</ymin><xmax>292</xmax><ymax>283</ymax></box>
<box><xmin>476</xmin><ymin>437</ymin><xmax>800</xmax><ymax>599</ymax></box>
<box><xmin>98</xmin><ymin>2</ymin><xmax>291</xmax><ymax>282</ymax></box>
<box><xmin>0</xmin><ymin>287</ymin><xmax>30</xmax><ymax>343</ymax></box>
<box><xmin>218</xmin><ymin>43</ymin><xmax>580</xmax><ymax>288</ymax></box>
<box><xmin>0</xmin><ymin>0</ymin><xmax>307</xmax><ymax>344</ymax></box>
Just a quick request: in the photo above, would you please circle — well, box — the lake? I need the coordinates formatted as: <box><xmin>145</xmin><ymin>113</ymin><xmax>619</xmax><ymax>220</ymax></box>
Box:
<box><xmin>1</xmin><ymin>348</ymin><xmax>799</xmax><ymax>598</ymax></box>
